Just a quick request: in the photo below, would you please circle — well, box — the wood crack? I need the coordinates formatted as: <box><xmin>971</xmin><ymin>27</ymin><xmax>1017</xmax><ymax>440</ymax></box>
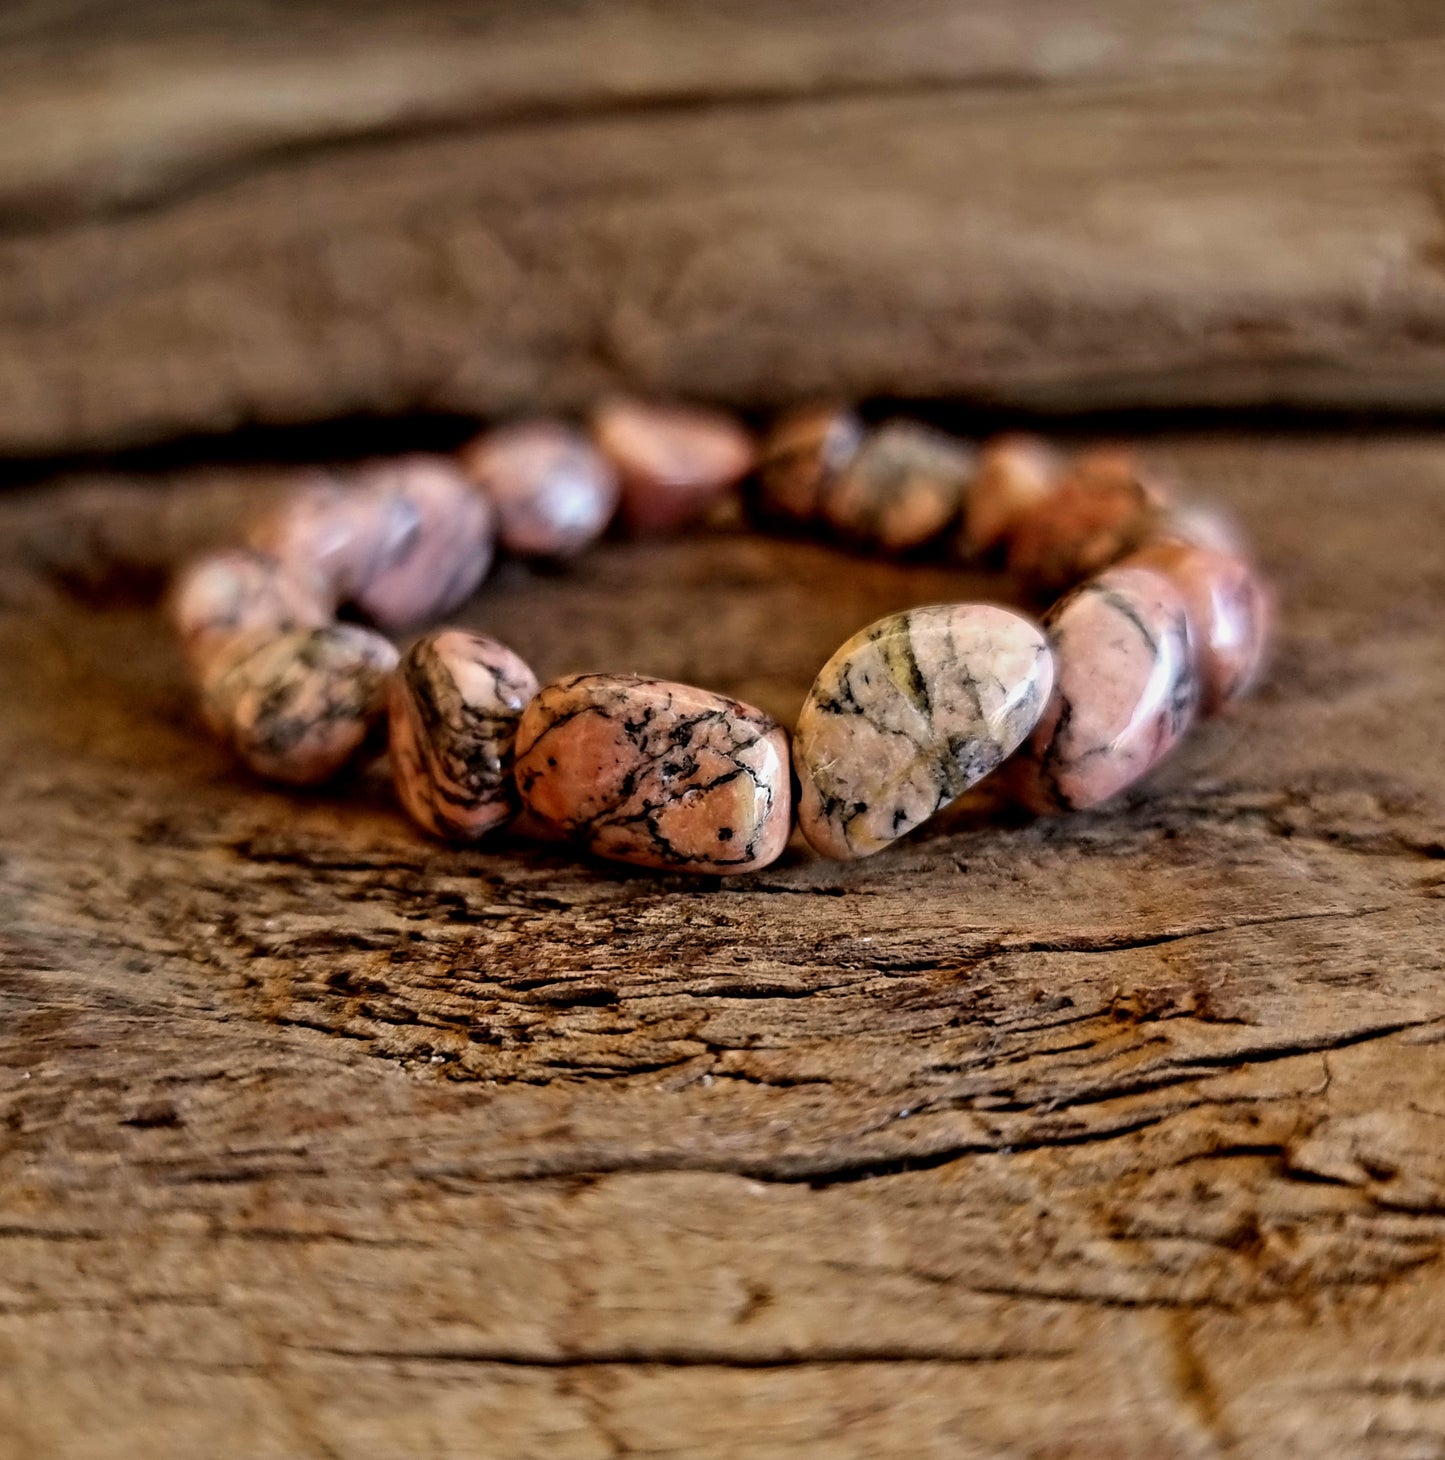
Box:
<box><xmin>291</xmin><ymin>1341</ymin><xmax>1072</xmax><ymax>1370</ymax></box>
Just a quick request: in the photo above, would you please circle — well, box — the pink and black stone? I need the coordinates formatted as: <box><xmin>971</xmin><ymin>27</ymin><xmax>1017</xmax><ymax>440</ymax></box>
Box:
<box><xmin>170</xmin><ymin>547</ymin><xmax>333</xmax><ymax>672</ymax></box>
<box><xmin>348</xmin><ymin>457</ymin><xmax>496</xmax><ymax>628</ymax></box>
<box><xmin>1123</xmin><ymin>540</ymin><xmax>1270</xmax><ymax>715</ymax></box>
<box><xmin>793</xmin><ymin>604</ymin><xmax>1054</xmax><ymax>859</ymax></box>
<box><xmin>200</xmin><ymin>624</ymin><xmax>399</xmax><ymax>785</ymax></box>
<box><xmin>389</xmin><ymin>630</ymin><xmax>540</xmax><ymax>841</ymax></box>
<box><xmin>1009</xmin><ymin>564</ymin><xmax>1200</xmax><ymax>812</ymax></box>
<box><xmin>249</xmin><ymin>457</ymin><xmax>495</xmax><ymax>630</ymax></box>
<box><xmin>592</xmin><ymin>399</ymin><xmax>756</xmax><ymax>535</ymax></box>
<box><xmin>460</xmin><ymin>422</ymin><xmax>619</xmax><ymax>558</ymax></box>
<box><xmin>248</xmin><ymin>470</ymin><xmax>414</xmax><ymax>604</ymax></box>
<box><xmin>1006</xmin><ymin>448</ymin><xmax>1166</xmax><ymax>594</ymax></box>
<box><xmin>956</xmin><ymin>434</ymin><xmax>1062</xmax><ymax>560</ymax></box>
<box><xmin>821</xmin><ymin>421</ymin><xmax>974</xmax><ymax>554</ymax></box>
<box><xmin>513</xmin><ymin>674</ymin><xmax>792</xmax><ymax>873</ymax></box>
<box><xmin>752</xmin><ymin>404</ymin><xmax>864</xmax><ymax>525</ymax></box>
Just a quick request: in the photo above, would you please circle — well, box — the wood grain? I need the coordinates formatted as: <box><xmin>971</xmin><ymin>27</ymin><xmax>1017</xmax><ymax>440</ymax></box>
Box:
<box><xmin>2</xmin><ymin>434</ymin><xmax>1443</xmax><ymax>1457</ymax></box>
<box><xmin>5</xmin><ymin>1</ymin><xmax>1445</xmax><ymax>456</ymax></box>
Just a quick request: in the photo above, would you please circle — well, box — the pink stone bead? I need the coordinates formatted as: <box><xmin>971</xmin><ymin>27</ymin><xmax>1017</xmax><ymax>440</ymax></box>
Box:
<box><xmin>592</xmin><ymin>399</ymin><xmax>756</xmax><ymax>535</ymax></box>
<box><xmin>200</xmin><ymin>625</ymin><xmax>399</xmax><ymax>785</ymax></box>
<box><xmin>957</xmin><ymin>434</ymin><xmax>1063</xmax><ymax>559</ymax></box>
<box><xmin>1140</xmin><ymin>498</ymin><xmax>1249</xmax><ymax>559</ymax></box>
<box><xmin>348</xmin><ymin>457</ymin><xmax>496</xmax><ymax>628</ymax></box>
<box><xmin>514</xmin><ymin>674</ymin><xmax>791</xmax><ymax>874</ymax></box>
<box><xmin>247</xmin><ymin>470</ymin><xmax>412</xmax><ymax>604</ymax></box>
<box><xmin>1123</xmin><ymin>540</ymin><xmax>1270</xmax><ymax>715</ymax></box>
<box><xmin>169</xmin><ymin>547</ymin><xmax>333</xmax><ymax>672</ymax></box>
<box><xmin>1009</xmin><ymin>565</ymin><xmax>1200</xmax><ymax>813</ymax></box>
<box><xmin>460</xmin><ymin>422</ymin><xmax>619</xmax><ymax>558</ymax></box>
<box><xmin>753</xmin><ymin>404</ymin><xmax>863</xmax><ymax>525</ymax></box>
<box><xmin>822</xmin><ymin>421</ymin><xmax>974</xmax><ymax>553</ymax></box>
<box><xmin>1006</xmin><ymin>447</ymin><xmax>1167</xmax><ymax>593</ymax></box>
<box><xmin>793</xmin><ymin>604</ymin><xmax>1053</xmax><ymax>859</ymax></box>
<box><xmin>389</xmin><ymin>630</ymin><xmax>540</xmax><ymax>841</ymax></box>
<box><xmin>249</xmin><ymin>457</ymin><xmax>494</xmax><ymax>629</ymax></box>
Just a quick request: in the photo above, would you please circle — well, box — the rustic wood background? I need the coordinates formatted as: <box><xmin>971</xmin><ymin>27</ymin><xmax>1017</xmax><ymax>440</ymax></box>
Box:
<box><xmin>5</xmin><ymin>0</ymin><xmax>1445</xmax><ymax>457</ymax></box>
<box><xmin>5</xmin><ymin>1</ymin><xmax>1445</xmax><ymax>1453</ymax></box>
<box><xmin>2</xmin><ymin>434</ymin><xmax>1443</xmax><ymax>1457</ymax></box>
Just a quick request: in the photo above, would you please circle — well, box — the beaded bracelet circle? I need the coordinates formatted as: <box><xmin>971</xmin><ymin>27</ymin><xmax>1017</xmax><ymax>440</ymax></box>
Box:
<box><xmin>169</xmin><ymin>400</ymin><xmax>1271</xmax><ymax>875</ymax></box>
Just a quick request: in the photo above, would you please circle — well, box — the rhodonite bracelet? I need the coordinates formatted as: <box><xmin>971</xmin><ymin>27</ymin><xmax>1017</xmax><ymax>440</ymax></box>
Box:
<box><xmin>169</xmin><ymin>400</ymin><xmax>1271</xmax><ymax>875</ymax></box>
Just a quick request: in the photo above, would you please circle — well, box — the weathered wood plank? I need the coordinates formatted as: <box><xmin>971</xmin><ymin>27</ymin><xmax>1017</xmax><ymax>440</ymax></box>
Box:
<box><xmin>4</xmin><ymin>2</ymin><xmax>1445</xmax><ymax>455</ymax></box>
<box><xmin>1</xmin><ymin>434</ymin><xmax>1443</xmax><ymax>1456</ymax></box>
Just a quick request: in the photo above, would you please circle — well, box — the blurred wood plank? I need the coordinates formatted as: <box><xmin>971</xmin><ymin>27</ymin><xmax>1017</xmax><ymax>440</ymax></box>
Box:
<box><xmin>1</xmin><ymin>434</ymin><xmax>1443</xmax><ymax>1456</ymax></box>
<box><xmin>2</xmin><ymin>2</ymin><xmax>1445</xmax><ymax>454</ymax></box>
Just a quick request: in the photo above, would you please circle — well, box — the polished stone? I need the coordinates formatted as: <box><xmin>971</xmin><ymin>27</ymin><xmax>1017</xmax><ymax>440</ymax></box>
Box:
<box><xmin>514</xmin><ymin>674</ymin><xmax>791</xmax><ymax>873</ymax></box>
<box><xmin>200</xmin><ymin>624</ymin><xmax>398</xmax><ymax>785</ymax></box>
<box><xmin>822</xmin><ymin>421</ymin><xmax>973</xmax><ymax>553</ymax></box>
<box><xmin>753</xmin><ymin>404</ymin><xmax>863</xmax><ymax>524</ymax></box>
<box><xmin>170</xmin><ymin>547</ymin><xmax>332</xmax><ymax>672</ymax></box>
<box><xmin>1009</xmin><ymin>564</ymin><xmax>1199</xmax><ymax>812</ymax></box>
<box><xmin>1006</xmin><ymin>446</ymin><xmax>1165</xmax><ymax>593</ymax></box>
<box><xmin>957</xmin><ymin>434</ymin><xmax>1062</xmax><ymax>559</ymax></box>
<box><xmin>390</xmin><ymin>630</ymin><xmax>540</xmax><ymax>840</ymax></box>
<box><xmin>1124</xmin><ymin>540</ymin><xmax>1270</xmax><ymax>714</ymax></box>
<box><xmin>592</xmin><ymin>399</ymin><xmax>756</xmax><ymax>534</ymax></box>
<box><xmin>250</xmin><ymin>457</ymin><xmax>494</xmax><ymax>629</ymax></box>
<box><xmin>460</xmin><ymin>421</ymin><xmax>619</xmax><ymax>558</ymax></box>
<box><xmin>248</xmin><ymin>470</ymin><xmax>411</xmax><ymax>603</ymax></box>
<box><xmin>349</xmin><ymin>457</ymin><xmax>496</xmax><ymax>628</ymax></box>
<box><xmin>1140</xmin><ymin>498</ymin><xmax>1249</xmax><ymax>559</ymax></box>
<box><xmin>793</xmin><ymin>604</ymin><xmax>1053</xmax><ymax>859</ymax></box>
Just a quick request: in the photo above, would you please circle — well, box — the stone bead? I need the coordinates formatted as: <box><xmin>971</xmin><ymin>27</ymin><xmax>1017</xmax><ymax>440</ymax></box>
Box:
<box><xmin>957</xmin><ymin>434</ymin><xmax>1062</xmax><ymax>559</ymax></box>
<box><xmin>170</xmin><ymin>547</ymin><xmax>333</xmax><ymax>672</ymax></box>
<box><xmin>822</xmin><ymin>421</ymin><xmax>974</xmax><ymax>554</ymax></box>
<box><xmin>752</xmin><ymin>404</ymin><xmax>863</xmax><ymax>525</ymax></box>
<box><xmin>459</xmin><ymin>421</ymin><xmax>619</xmax><ymax>558</ymax></box>
<box><xmin>250</xmin><ymin>457</ymin><xmax>494</xmax><ymax>629</ymax></box>
<box><xmin>347</xmin><ymin>457</ymin><xmax>496</xmax><ymax>628</ymax></box>
<box><xmin>248</xmin><ymin>470</ymin><xmax>414</xmax><ymax>603</ymax></box>
<box><xmin>1006</xmin><ymin>447</ymin><xmax>1166</xmax><ymax>593</ymax></box>
<box><xmin>1139</xmin><ymin>498</ymin><xmax>1249</xmax><ymax>559</ymax></box>
<box><xmin>793</xmin><ymin>604</ymin><xmax>1053</xmax><ymax>860</ymax></box>
<box><xmin>200</xmin><ymin>625</ymin><xmax>399</xmax><ymax>785</ymax></box>
<box><xmin>389</xmin><ymin>630</ymin><xmax>540</xmax><ymax>841</ymax></box>
<box><xmin>1123</xmin><ymin>541</ymin><xmax>1269</xmax><ymax>715</ymax></box>
<box><xmin>592</xmin><ymin>399</ymin><xmax>756</xmax><ymax>535</ymax></box>
<box><xmin>1010</xmin><ymin>565</ymin><xmax>1199</xmax><ymax>813</ymax></box>
<box><xmin>514</xmin><ymin>674</ymin><xmax>791</xmax><ymax>874</ymax></box>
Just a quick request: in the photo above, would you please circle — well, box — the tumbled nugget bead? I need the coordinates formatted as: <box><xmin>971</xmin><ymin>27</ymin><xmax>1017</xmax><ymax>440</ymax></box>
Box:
<box><xmin>1009</xmin><ymin>565</ymin><xmax>1199</xmax><ymax>813</ymax></box>
<box><xmin>752</xmin><ymin>404</ymin><xmax>863</xmax><ymax>524</ymax></box>
<box><xmin>201</xmin><ymin>625</ymin><xmax>399</xmax><ymax>785</ymax></box>
<box><xmin>958</xmin><ymin>434</ymin><xmax>1062</xmax><ymax>559</ymax></box>
<box><xmin>248</xmin><ymin>471</ymin><xmax>415</xmax><ymax>604</ymax></box>
<box><xmin>250</xmin><ymin>457</ymin><xmax>494</xmax><ymax>629</ymax></box>
<box><xmin>592</xmin><ymin>399</ymin><xmax>757</xmax><ymax>535</ymax></box>
<box><xmin>1006</xmin><ymin>447</ymin><xmax>1164</xmax><ymax>593</ymax></box>
<box><xmin>514</xmin><ymin>674</ymin><xmax>791</xmax><ymax>873</ymax></box>
<box><xmin>348</xmin><ymin>457</ymin><xmax>496</xmax><ymax>628</ymax></box>
<box><xmin>170</xmin><ymin>547</ymin><xmax>333</xmax><ymax>672</ymax></box>
<box><xmin>1138</xmin><ymin>498</ymin><xmax>1249</xmax><ymax>559</ymax></box>
<box><xmin>459</xmin><ymin>422</ymin><xmax>619</xmax><ymax>558</ymax></box>
<box><xmin>822</xmin><ymin>421</ymin><xmax>974</xmax><ymax>553</ymax></box>
<box><xmin>793</xmin><ymin>604</ymin><xmax>1053</xmax><ymax>860</ymax></box>
<box><xmin>1123</xmin><ymin>541</ymin><xmax>1269</xmax><ymax>715</ymax></box>
<box><xmin>389</xmin><ymin>630</ymin><xmax>540</xmax><ymax>840</ymax></box>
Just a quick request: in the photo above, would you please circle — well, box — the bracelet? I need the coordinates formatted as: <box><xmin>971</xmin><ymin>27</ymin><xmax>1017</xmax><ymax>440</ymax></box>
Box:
<box><xmin>169</xmin><ymin>400</ymin><xmax>1270</xmax><ymax>875</ymax></box>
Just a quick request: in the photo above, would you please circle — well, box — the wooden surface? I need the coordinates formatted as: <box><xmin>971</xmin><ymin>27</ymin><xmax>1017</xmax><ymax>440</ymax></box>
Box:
<box><xmin>1</xmin><ymin>433</ymin><xmax>1443</xmax><ymax>1457</ymax></box>
<box><xmin>6</xmin><ymin>1</ymin><xmax>1445</xmax><ymax>455</ymax></box>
